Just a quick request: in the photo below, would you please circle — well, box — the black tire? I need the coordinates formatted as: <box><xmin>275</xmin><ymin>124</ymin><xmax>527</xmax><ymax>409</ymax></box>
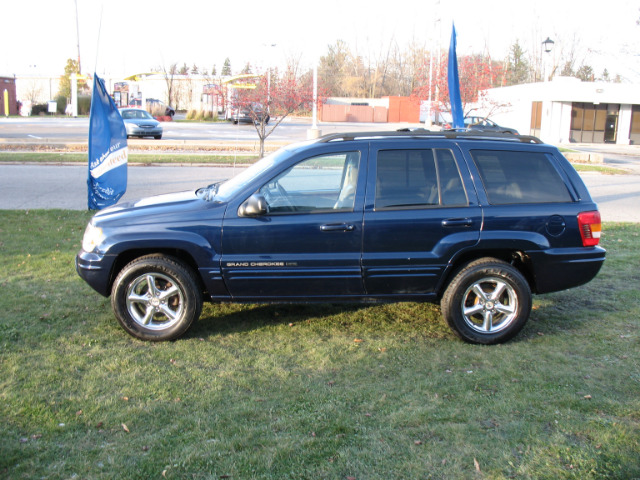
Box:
<box><xmin>154</xmin><ymin>135</ymin><xmax>162</xmax><ymax>140</ymax></box>
<box><xmin>440</xmin><ymin>258</ymin><xmax>531</xmax><ymax>344</ymax></box>
<box><xmin>111</xmin><ymin>255</ymin><xmax>202</xmax><ymax>341</ymax></box>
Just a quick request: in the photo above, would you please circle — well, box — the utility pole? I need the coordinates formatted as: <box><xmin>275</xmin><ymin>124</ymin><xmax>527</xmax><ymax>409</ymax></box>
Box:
<box><xmin>75</xmin><ymin>0</ymin><xmax>82</xmax><ymax>74</ymax></box>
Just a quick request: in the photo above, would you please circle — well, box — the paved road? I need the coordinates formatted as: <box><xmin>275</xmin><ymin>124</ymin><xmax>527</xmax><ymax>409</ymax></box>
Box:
<box><xmin>0</xmin><ymin>164</ymin><xmax>241</xmax><ymax>210</ymax></box>
<box><xmin>0</xmin><ymin>116</ymin><xmax>414</xmax><ymax>144</ymax></box>
<box><xmin>1</xmin><ymin>164</ymin><xmax>638</xmax><ymax>223</ymax></box>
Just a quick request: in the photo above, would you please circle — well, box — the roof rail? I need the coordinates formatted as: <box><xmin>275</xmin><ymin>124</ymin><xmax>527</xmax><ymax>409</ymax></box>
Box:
<box><xmin>317</xmin><ymin>129</ymin><xmax>543</xmax><ymax>144</ymax></box>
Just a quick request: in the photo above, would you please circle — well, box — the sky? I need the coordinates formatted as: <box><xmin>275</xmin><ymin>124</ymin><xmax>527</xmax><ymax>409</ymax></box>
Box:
<box><xmin>2</xmin><ymin>0</ymin><xmax>639</xmax><ymax>82</ymax></box>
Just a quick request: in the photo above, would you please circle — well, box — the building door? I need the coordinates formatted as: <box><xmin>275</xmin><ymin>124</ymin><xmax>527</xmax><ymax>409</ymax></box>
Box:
<box><xmin>605</xmin><ymin>114</ymin><xmax>618</xmax><ymax>143</ymax></box>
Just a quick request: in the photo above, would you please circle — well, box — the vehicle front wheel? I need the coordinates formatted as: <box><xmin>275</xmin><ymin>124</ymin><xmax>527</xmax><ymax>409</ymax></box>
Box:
<box><xmin>440</xmin><ymin>258</ymin><xmax>531</xmax><ymax>344</ymax></box>
<box><xmin>111</xmin><ymin>255</ymin><xmax>202</xmax><ymax>341</ymax></box>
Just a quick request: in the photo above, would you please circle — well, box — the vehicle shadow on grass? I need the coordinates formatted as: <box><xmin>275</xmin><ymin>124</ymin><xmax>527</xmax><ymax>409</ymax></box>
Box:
<box><xmin>524</xmin><ymin>288</ymin><xmax>607</xmax><ymax>340</ymax></box>
<box><xmin>186</xmin><ymin>301</ymin><xmax>454</xmax><ymax>341</ymax></box>
<box><xmin>187</xmin><ymin>303</ymin><xmax>373</xmax><ymax>339</ymax></box>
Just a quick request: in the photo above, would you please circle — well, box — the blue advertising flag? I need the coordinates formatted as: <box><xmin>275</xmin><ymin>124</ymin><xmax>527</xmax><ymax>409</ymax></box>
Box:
<box><xmin>88</xmin><ymin>73</ymin><xmax>128</xmax><ymax>210</ymax></box>
<box><xmin>448</xmin><ymin>23</ymin><xmax>464</xmax><ymax>129</ymax></box>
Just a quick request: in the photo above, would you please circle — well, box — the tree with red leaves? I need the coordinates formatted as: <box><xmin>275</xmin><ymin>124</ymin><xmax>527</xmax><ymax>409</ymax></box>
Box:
<box><xmin>230</xmin><ymin>67</ymin><xmax>317</xmax><ymax>157</ymax></box>
<box><xmin>412</xmin><ymin>52</ymin><xmax>504</xmax><ymax>122</ymax></box>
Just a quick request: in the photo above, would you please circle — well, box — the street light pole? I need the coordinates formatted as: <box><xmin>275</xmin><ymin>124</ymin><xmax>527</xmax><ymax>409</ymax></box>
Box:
<box><xmin>542</xmin><ymin>37</ymin><xmax>555</xmax><ymax>82</ymax></box>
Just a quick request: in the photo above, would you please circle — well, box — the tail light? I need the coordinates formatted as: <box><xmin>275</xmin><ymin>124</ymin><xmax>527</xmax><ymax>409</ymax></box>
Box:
<box><xmin>578</xmin><ymin>211</ymin><xmax>602</xmax><ymax>247</ymax></box>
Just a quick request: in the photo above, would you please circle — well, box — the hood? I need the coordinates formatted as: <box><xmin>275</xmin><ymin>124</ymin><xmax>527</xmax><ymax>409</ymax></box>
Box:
<box><xmin>93</xmin><ymin>190</ymin><xmax>226</xmax><ymax>227</ymax></box>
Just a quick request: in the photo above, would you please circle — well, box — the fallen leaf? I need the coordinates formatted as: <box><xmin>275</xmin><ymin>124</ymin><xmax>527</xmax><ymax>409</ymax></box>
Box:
<box><xmin>414</xmin><ymin>440</ymin><xmax>422</xmax><ymax>445</ymax></box>
<box><xmin>474</xmin><ymin>458</ymin><xmax>481</xmax><ymax>472</ymax></box>
<box><xmin>76</xmin><ymin>410</ymin><xmax>83</xmax><ymax>416</ymax></box>
<box><xmin>353</xmin><ymin>338</ymin><xmax>363</xmax><ymax>343</ymax></box>
<box><xmin>122</xmin><ymin>423</ymin><xmax>130</xmax><ymax>433</ymax></box>
<box><xmin>584</xmin><ymin>395</ymin><xmax>592</xmax><ymax>400</ymax></box>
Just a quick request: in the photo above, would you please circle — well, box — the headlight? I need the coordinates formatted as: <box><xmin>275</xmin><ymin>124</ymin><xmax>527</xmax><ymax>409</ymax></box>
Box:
<box><xmin>82</xmin><ymin>223</ymin><xmax>104</xmax><ymax>252</ymax></box>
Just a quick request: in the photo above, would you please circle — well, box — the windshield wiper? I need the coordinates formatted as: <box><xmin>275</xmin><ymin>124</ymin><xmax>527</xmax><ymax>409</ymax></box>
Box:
<box><xmin>197</xmin><ymin>181</ymin><xmax>225</xmax><ymax>202</ymax></box>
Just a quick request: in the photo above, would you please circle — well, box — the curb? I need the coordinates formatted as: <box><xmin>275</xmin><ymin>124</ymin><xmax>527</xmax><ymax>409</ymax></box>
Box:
<box><xmin>563</xmin><ymin>152</ymin><xmax>604</xmax><ymax>164</ymax></box>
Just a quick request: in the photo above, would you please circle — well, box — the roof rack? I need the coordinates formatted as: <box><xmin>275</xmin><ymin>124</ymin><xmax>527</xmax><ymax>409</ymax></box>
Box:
<box><xmin>317</xmin><ymin>129</ymin><xmax>543</xmax><ymax>144</ymax></box>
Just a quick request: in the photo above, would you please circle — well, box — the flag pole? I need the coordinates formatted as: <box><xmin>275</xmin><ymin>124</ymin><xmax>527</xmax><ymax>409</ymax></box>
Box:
<box><xmin>94</xmin><ymin>4</ymin><xmax>104</xmax><ymax>74</ymax></box>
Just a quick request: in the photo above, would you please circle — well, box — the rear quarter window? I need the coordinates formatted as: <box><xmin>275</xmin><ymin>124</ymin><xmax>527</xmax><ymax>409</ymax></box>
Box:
<box><xmin>471</xmin><ymin>150</ymin><xmax>572</xmax><ymax>204</ymax></box>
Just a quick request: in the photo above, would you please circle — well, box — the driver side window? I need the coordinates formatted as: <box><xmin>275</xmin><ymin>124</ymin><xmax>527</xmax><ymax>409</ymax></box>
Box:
<box><xmin>259</xmin><ymin>152</ymin><xmax>360</xmax><ymax>214</ymax></box>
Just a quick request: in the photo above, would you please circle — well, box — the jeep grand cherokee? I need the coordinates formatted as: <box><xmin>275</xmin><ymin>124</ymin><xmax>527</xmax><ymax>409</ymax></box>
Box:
<box><xmin>77</xmin><ymin>131</ymin><xmax>605</xmax><ymax>344</ymax></box>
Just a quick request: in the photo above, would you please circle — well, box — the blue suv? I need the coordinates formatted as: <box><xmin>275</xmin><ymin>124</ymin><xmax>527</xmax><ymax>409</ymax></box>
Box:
<box><xmin>76</xmin><ymin>131</ymin><xmax>605</xmax><ymax>344</ymax></box>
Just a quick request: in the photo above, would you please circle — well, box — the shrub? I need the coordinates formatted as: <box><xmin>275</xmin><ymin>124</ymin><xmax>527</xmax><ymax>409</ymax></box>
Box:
<box><xmin>78</xmin><ymin>95</ymin><xmax>91</xmax><ymax>115</ymax></box>
<box><xmin>149</xmin><ymin>104</ymin><xmax>166</xmax><ymax>117</ymax></box>
<box><xmin>31</xmin><ymin>103</ymin><xmax>49</xmax><ymax>115</ymax></box>
<box><xmin>55</xmin><ymin>95</ymin><xmax>67</xmax><ymax>114</ymax></box>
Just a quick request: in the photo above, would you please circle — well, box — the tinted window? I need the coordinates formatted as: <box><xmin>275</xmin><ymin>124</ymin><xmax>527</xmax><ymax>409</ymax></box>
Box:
<box><xmin>375</xmin><ymin>149</ymin><xmax>467</xmax><ymax>209</ymax></box>
<box><xmin>471</xmin><ymin>150</ymin><xmax>572</xmax><ymax>204</ymax></box>
<box><xmin>260</xmin><ymin>152</ymin><xmax>360</xmax><ymax>214</ymax></box>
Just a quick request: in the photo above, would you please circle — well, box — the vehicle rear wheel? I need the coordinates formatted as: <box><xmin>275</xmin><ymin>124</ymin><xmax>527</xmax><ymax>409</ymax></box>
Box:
<box><xmin>154</xmin><ymin>135</ymin><xmax>162</xmax><ymax>139</ymax></box>
<box><xmin>111</xmin><ymin>255</ymin><xmax>202</xmax><ymax>341</ymax></box>
<box><xmin>440</xmin><ymin>258</ymin><xmax>531</xmax><ymax>344</ymax></box>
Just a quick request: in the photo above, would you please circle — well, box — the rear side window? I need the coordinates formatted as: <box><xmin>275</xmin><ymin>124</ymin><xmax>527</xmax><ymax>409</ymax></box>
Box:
<box><xmin>375</xmin><ymin>149</ymin><xmax>467</xmax><ymax>209</ymax></box>
<box><xmin>471</xmin><ymin>150</ymin><xmax>572</xmax><ymax>204</ymax></box>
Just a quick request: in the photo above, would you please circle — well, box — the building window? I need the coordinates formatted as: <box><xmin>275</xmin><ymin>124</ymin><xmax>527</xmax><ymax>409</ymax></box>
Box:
<box><xmin>629</xmin><ymin>106</ymin><xmax>640</xmax><ymax>145</ymax></box>
<box><xmin>571</xmin><ymin>103</ymin><xmax>616</xmax><ymax>143</ymax></box>
<box><xmin>530</xmin><ymin>101</ymin><xmax>542</xmax><ymax>137</ymax></box>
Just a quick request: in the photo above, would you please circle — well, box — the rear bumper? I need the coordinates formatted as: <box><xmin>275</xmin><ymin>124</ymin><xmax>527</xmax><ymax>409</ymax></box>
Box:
<box><xmin>75</xmin><ymin>250</ymin><xmax>117</xmax><ymax>297</ymax></box>
<box><xmin>528</xmin><ymin>246</ymin><xmax>606</xmax><ymax>294</ymax></box>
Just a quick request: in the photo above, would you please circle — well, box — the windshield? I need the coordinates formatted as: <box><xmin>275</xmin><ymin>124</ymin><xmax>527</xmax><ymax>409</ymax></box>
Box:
<box><xmin>214</xmin><ymin>148</ymin><xmax>292</xmax><ymax>201</ymax></box>
<box><xmin>121</xmin><ymin>109</ymin><xmax>153</xmax><ymax>120</ymax></box>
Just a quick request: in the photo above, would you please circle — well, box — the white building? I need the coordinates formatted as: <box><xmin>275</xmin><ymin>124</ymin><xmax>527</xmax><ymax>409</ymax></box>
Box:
<box><xmin>484</xmin><ymin>77</ymin><xmax>640</xmax><ymax>145</ymax></box>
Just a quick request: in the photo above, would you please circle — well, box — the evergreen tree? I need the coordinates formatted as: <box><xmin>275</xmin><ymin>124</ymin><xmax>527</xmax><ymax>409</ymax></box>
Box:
<box><xmin>222</xmin><ymin>58</ymin><xmax>232</xmax><ymax>76</ymax></box>
<box><xmin>505</xmin><ymin>41</ymin><xmax>529</xmax><ymax>86</ymax></box>
<box><xmin>576</xmin><ymin>64</ymin><xmax>594</xmax><ymax>82</ymax></box>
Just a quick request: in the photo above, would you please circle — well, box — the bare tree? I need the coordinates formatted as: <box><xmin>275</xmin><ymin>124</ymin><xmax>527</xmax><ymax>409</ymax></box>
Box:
<box><xmin>230</xmin><ymin>65</ymin><xmax>316</xmax><ymax>158</ymax></box>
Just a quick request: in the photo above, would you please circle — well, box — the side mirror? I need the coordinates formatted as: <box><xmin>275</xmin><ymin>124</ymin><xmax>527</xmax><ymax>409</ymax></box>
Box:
<box><xmin>238</xmin><ymin>194</ymin><xmax>268</xmax><ymax>217</ymax></box>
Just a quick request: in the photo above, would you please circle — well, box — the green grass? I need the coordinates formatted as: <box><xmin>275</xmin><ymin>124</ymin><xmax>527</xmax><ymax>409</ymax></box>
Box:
<box><xmin>572</xmin><ymin>163</ymin><xmax>629</xmax><ymax>175</ymax></box>
<box><xmin>0</xmin><ymin>211</ymin><xmax>639</xmax><ymax>479</ymax></box>
<box><xmin>0</xmin><ymin>152</ymin><xmax>258</xmax><ymax>165</ymax></box>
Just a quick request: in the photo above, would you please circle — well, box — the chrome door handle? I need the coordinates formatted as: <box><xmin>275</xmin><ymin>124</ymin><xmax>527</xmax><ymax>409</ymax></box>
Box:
<box><xmin>320</xmin><ymin>224</ymin><xmax>355</xmax><ymax>232</ymax></box>
<box><xmin>441</xmin><ymin>218</ymin><xmax>473</xmax><ymax>227</ymax></box>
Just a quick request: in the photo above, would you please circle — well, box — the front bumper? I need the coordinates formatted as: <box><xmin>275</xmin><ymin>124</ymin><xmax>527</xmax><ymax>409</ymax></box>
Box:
<box><xmin>126</xmin><ymin>126</ymin><xmax>162</xmax><ymax>137</ymax></box>
<box><xmin>75</xmin><ymin>250</ymin><xmax>118</xmax><ymax>297</ymax></box>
